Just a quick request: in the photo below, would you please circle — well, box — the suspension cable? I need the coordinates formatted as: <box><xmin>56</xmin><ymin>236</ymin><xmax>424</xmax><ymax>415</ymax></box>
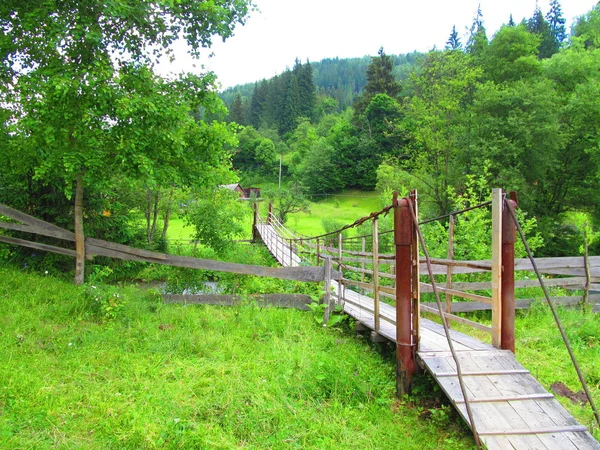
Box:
<box><xmin>505</xmin><ymin>199</ymin><xmax>600</xmax><ymax>428</ymax></box>
<box><xmin>342</xmin><ymin>199</ymin><xmax>494</xmax><ymax>242</ymax></box>
<box><xmin>406</xmin><ymin>198</ymin><xmax>482</xmax><ymax>450</ymax></box>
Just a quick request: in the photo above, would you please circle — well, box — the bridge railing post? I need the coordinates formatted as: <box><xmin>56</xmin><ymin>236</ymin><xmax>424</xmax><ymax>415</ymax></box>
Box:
<box><xmin>491</xmin><ymin>188</ymin><xmax>502</xmax><ymax>348</ymax></box>
<box><xmin>267</xmin><ymin>203</ymin><xmax>273</xmax><ymax>225</ymax></box>
<box><xmin>501</xmin><ymin>191</ymin><xmax>518</xmax><ymax>353</ymax></box>
<box><xmin>394</xmin><ymin>192</ymin><xmax>417</xmax><ymax>396</ymax></box>
<box><xmin>372</xmin><ymin>217</ymin><xmax>380</xmax><ymax>331</ymax></box>
<box><xmin>322</xmin><ymin>256</ymin><xmax>333</xmax><ymax>325</ymax></box>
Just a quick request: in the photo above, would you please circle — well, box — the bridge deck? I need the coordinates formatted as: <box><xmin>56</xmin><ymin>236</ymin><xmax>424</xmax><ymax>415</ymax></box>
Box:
<box><xmin>257</xmin><ymin>223</ymin><xmax>600</xmax><ymax>449</ymax></box>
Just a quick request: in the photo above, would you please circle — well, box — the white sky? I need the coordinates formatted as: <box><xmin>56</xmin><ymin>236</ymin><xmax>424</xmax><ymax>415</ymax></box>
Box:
<box><xmin>158</xmin><ymin>0</ymin><xmax>597</xmax><ymax>89</ymax></box>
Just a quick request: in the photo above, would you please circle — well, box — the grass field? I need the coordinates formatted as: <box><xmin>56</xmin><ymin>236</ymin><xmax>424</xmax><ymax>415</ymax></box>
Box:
<box><xmin>0</xmin><ymin>266</ymin><xmax>474</xmax><ymax>449</ymax></box>
<box><xmin>167</xmin><ymin>191</ymin><xmax>383</xmax><ymax>243</ymax></box>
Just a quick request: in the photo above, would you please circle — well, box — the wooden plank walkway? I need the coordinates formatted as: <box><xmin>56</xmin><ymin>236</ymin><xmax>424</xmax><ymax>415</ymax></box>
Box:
<box><xmin>256</xmin><ymin>223</ymin><xmax>301</xmax><ymax>267</ymax></box>
<box><xmin>257</xmin><ymin>223</ymin><xmax>600</xmax><ymax>449</ymax></box>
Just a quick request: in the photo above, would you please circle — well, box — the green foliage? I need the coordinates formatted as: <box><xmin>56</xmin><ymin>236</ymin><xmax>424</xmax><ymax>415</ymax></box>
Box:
<box><xmin>263</xmin><ymin>183</ymin><xmax>310</xmax><ymax>224</ymax></box>
<box><xmin>184</xmin><ymin>188</ymin><xmax>246</xmax><ymax>255</ymax></box>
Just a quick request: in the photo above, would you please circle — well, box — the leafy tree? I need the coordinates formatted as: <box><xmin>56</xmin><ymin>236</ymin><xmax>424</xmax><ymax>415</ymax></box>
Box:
<box><xmin>185</xmin><ymin>188</ymin><xmax>246</xmax><ymax>255</ymax></box>
<box><xmin>403</xmin><ymin>50</ymin><xmax>481</xmax><ymax>215</ymax></box>
<box><xmin>233</xmin><ymin>126</ymin><xmax>277</xmax><ymax>174</ymax></box>
<box><xmin>481</xmin><ymin>24</ymin><xmax>541</xmax><ymax>84</ymax></box>
<box><xmin>446</xmin><ymin>25</ymin><xmax>462</xmax><ymax>50</ymax></box>
<box><xmin>0</xmin><ymin>0</ymin><xmax>251</xmax><ymax>283</ymax></box>
<box><xmin>572</xmin><ymin>4</ymin><xmax>600</xmax><ymax>49</ymax></box>
<box><xmin>297</xmin><ymin>139</ymin><xmax>344</xmax><ymax>196</ymax></box>
<box><xmin>263</xmin><ymin>183</ymin><xmax>310</xmax><ymax>224</ymax></box>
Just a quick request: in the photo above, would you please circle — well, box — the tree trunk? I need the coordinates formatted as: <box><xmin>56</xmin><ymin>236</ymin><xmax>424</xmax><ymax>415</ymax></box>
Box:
<box><xmin>74</xmin><ymin>172</ymin><xmax>85</xmax><ymax>285</ymax></box>
<box><xmin>161</xmin><ymin>189</ymin><xmax>174</xmax><ymax>241</ymax></box>
<box><xmin>146</xmin><ymin>187</ymin><xmax>152</xmax><ymax>243</ymax></box>
<box><xmin>149</xmin><ymin>191</ymin><xmax>160</xmax><ymax>244</ymax></box>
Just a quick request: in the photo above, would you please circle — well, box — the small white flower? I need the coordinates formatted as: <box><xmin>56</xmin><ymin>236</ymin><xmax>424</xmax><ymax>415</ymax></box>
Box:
<box><xmin>68</xmin><ymin>342</ymin><xmax>72</xmax><ymax>346</ymax></box>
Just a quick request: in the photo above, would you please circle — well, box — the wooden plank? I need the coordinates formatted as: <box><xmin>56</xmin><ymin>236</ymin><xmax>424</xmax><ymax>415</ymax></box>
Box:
<box><xmin>0</xmin><ymin>234</ymin><xmax>76</xmax><ymax>257</ymax></box>
<box><xmin>436</xmin><ymin>369</ymin><xmax>530</xmax><ymax>377</ymax></box>
<box><xmin>421</xmin><ymin>295</ymin><xmax>600</xmax><ymax>313</ymax></box>
<box><xmin>420</xmin><ymin>283</ymin><xmax>493</xmax><ymax>304</ymax></box>
<box><xmin>478</xmin><ymin>425</ymin><xmax>588</xmax><ymax>436</ymax></box>
<box><xmin>455</xmin><ymin>393</ymin><xmax>555</xmax><ymax>403</ymax></box>
<box><xmin>420</xmin><ymin>305</ymin><xmax>492</xmax><ymax>333</ymax></box>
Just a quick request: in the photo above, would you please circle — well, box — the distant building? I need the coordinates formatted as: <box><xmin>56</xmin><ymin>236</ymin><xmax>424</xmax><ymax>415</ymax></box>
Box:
<box><xmin>220</xmin><ymin>184</ymin><xmax>261</xmax><ymax>199</ymax></box>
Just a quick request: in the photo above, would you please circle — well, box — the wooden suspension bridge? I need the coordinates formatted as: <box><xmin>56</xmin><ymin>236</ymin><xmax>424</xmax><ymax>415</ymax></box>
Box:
<box><xmin>254</xmin><ymin>190</ymin><xmax>600</xmax><ymax>450</ymax></box>
<box><xmin>1</xmin><ymin>189</ymin><xmax>599</xmax><ymax>449</ymax></box>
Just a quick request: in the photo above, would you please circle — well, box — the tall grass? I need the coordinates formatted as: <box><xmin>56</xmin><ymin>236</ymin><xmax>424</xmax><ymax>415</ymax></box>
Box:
<box><xmin>0</xmin><ymin>267</ymin><xmax>474</xmax><ymax>449</ymax></box>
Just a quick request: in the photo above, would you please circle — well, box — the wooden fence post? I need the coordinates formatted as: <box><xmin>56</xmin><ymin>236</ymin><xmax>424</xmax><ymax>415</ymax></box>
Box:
<box><xmin>252</xmin><ymin>202</ymin><xmax>258</xmax><ymax>242</ymax></box>
<box><xmin>501</xmin><ymin>191</ymin><xmax>517</xmax><ymax>353</ymax></box>
<box><xmin>267</xmin><ymin>203</ymin><xmax>273</xmax><ymax>225</ymax></box>
<box><xmin>394</xmin><ymin>192</ymin><xmax>416</xmax><ymax>396</ymax></box>
<box><xmin>322</xmin><ymin>256</ymin><xmax>333</xmax><ymax>325</ymax></box>
<box><xmin>372</xmin><ymin>217</ymin><xmax>380</xmax><ymax>331</ymax></box>
<box><xmin>491</xmin><ymin>188</ymin><xmax>502</xmax><ymax>348</ymax></box>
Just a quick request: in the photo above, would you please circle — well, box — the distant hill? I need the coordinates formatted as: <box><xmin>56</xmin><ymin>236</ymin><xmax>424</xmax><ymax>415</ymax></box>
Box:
<box><xmin>220</xmin><ymin>52</ymin><xmax>423</xmax><ymax>113</ymax></box>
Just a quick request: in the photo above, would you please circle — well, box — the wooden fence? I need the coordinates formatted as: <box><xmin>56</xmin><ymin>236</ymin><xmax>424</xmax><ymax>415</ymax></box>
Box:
<box><xmin>0</xmin><ymin>203</ymin><xmax>338</xmax><ymax>284</ymax></box>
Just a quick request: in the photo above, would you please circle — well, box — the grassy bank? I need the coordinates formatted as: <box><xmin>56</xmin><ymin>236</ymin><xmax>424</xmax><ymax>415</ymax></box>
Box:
<box><xmin>0</xmin><ymin>266</ymin><xmax>474</xmax><ymax>449</ymax></box>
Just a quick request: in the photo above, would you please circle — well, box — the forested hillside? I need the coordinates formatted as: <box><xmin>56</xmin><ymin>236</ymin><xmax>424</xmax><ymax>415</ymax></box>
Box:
<box><xmin>225</xmin><ymin>1</ymin><xmax>600</xmax><ymax>257</ymax></box>
<box><xmin>220</xmin><ymin>52</ymin><xmax>422</xmax><ymax>116</ymax></box>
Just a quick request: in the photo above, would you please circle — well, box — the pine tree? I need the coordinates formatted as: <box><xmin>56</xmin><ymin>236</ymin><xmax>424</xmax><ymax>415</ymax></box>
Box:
<box><xmin>466</xmin><ymin>5</ymin><xmax>488</xmax><ymax>56</ymax></box>
<box><xmin>248</xmin><ymin>80</ymin><xmax>268</xmax><ymax>128</ymax></box>
<box><xmin>546</xmin><ymin>0</ymin><xmax>566</xmax><ymax>50</ymax></box>
<box><xmin>528</xmin><ymin>4</ymin><xmax>555</xmax><ymax>58</ymax></box>
<box><xmin>229</xmin><ymin>92</ymin><xmax>246</xmax><ymax>125</ymax></box>
<box><xmin>508</xmin><ymin>14</ymin><xmax>516</xmax><ymax>27</ymax></box>
<box><xmin>353</xmin><ymin>48</ymin><xmax>400</xmax><ymax>117</ymax></box>
<box><xmin>297</xmin><ymin>60</ymin><xmax>316</xmax><ymax>120</ymax></box>
<box><xmin>446</xmin><ymin>25</ymin><xmax>461</xmax><ymax>50</ymax></box>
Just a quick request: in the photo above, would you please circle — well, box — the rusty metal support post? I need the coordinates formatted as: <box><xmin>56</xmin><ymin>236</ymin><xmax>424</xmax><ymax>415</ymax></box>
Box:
<box><xmin>394</xmin><ymin>192</ymin><xmax>416</xmax><ymax>396</ymax></box>
<box><xmin>501</xmin><ymin>192</ymin><xmax>518</xmax><ymax>353</ymax></box>
<box><xmin>267</xmin><ymin>203</ymin><xmax>273</xmax><ymax>225</ymax></box>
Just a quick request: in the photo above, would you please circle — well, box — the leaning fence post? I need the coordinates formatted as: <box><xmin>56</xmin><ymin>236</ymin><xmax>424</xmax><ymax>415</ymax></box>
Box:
<box><xmin>394</xmin><ymin>192</ymin><xmax>416</xmax><ymax>396</ymax></box>
<box><xmin>491</xmin><ymin>188</ymin><xmax>503</xmax><ymax>348</ymax></box>
<box><xmin>322</xmin><ymin>256</ymin><xmax>333</xmax><ymax>325</ymax></box>
<box><xmin>501</xmin><ymin>191</ymin><xmax>517</xmax><ymax>353</ymax></box>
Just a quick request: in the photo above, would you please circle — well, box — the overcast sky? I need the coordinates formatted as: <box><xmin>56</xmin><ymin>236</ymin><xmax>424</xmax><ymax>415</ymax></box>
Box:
<box><xmin>158</xmin><ymin>0</ymin><xmax>597</xmax><ymax>89</ymax></box>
